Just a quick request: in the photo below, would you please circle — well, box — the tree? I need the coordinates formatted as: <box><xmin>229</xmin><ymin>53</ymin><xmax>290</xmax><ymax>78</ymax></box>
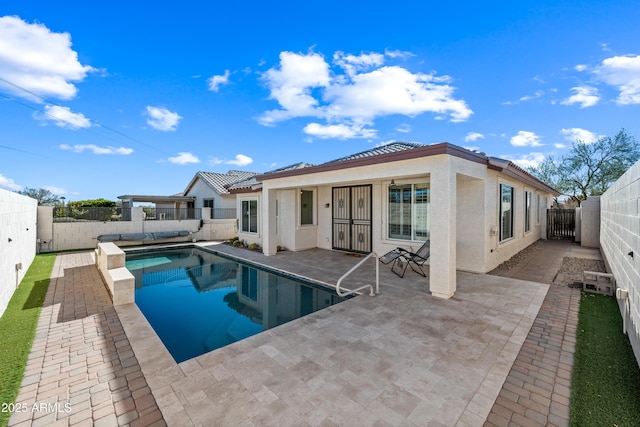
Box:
<box><xmin>16</xmin><ymin>187</ymin><xmax>60</xmax><ymax>206</ymax></box>
<box><xmin>528</xmin><ymin>129</ymin><xmax>640</xmax><ymax>205</ymax></box>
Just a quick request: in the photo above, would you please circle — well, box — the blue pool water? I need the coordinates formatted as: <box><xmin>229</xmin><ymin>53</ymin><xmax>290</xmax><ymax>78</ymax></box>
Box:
<box><xmin>126</xmin><ymin>247</ymin><xmax>348</xmax><ymax>363</ymax></box>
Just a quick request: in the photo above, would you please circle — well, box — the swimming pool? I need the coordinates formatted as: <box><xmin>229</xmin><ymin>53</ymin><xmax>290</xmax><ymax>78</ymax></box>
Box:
<box><xmin>126</xmin><ymin>247</ymin><xmax>348</xmax><ymax>363</ymax></box>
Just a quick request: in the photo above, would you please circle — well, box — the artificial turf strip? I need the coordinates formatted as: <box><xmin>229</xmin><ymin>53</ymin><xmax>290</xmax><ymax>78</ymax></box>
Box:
<box><xmin>570</xmin><ymin>292</ymin><xmax>640</xmax><ymax>427</ymax></box>
<box><xmin>0</xmin><ymin>254</ymin><xmax>56</xmax><ymax>427</ymax></box>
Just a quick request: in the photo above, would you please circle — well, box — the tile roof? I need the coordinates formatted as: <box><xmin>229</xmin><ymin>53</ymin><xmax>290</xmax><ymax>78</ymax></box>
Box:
<box><xmin>322</xmin><ymin>142</ymin><xmax>425</xmax><ymax>164</ymax></box>
<box><xmin>227</xmin><ymin>163</ymin><xmax>315</xmax><ymax>192</ymax></box>
<box><xmin>188</xmin><ymin>170</ymin><xmax>257</xmax><ymax>195</ymax></box>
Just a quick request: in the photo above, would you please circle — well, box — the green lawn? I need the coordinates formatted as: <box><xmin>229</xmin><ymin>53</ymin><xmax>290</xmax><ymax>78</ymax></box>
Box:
<box><xmin>570</xmin><ymin>292</ymin><xmax>640</xmax><ymax>426</ymax></box>
<box><xmin>0</xmin><ymin>254</ymin><xmax>56</xmax><ymax>427</ymax></box>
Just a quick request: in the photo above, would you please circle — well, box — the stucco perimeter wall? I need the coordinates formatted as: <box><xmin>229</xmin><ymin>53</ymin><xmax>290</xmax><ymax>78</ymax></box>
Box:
<box><xmin>0</xmin><ymin>189</ymin><xmax>37</xmax><ymax>317</ymax></box>
<box><xmin>600</xmin><ymin>160</ymin><xmax>640</xmax><ymax>364</ymax></box>
<box><xmin>39</xmin><ymin>207</ymin><xmax>233</xmax><ymax>251</ymax></box>
<box><xmin>579</xmin><ymin>196</ymin><xmax>601</xmax><ymax>248</ymax></box>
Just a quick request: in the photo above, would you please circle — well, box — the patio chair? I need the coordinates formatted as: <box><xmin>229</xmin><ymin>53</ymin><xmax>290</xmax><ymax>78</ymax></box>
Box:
<box><xmin>379</xmin><ymin>240</ymin><xmax>430</xmax><ymax>278</ymax></box>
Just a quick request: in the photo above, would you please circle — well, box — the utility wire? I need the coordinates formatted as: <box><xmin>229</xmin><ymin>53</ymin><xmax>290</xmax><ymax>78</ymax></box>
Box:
<box><xmin>0</xmin><ymin>76</ymin><xmax>169</xmax><ymax>155</ymax></box>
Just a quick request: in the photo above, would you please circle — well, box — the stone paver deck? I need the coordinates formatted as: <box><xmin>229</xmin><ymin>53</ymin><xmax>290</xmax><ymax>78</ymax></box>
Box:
<box><xmin>485</xmin><ymin>240</ymin><xmax>601</xmax><ymax>427</ymax></box>
<box><xmin>9</xmin><ymin>239</ymin><xmax>600</xmax><ymax>426</ymax></box>
<box><xmin>9</xmin><ymin>252</ymin><xmax>165</xmax><ymax>427</ymax></box>
<box><xmin>118</xmin><ymin>243</ymin><xmax>548</xmax><ymax>426</ymax></box>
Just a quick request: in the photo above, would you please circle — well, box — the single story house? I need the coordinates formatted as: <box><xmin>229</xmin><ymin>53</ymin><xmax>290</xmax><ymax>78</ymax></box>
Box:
<box><xmin>228</xmin><ymin>142</ymin><xmax>559</xmax><ymax>299</ymax></box>
<box><xmin>182</xmin><ymin>170</ymin><xmax>257</xmax><ymax>218</ymax></box>
<box><xmin>119</xmin><ymin>170</ymin><xmax>257</xmax><ymax>220</ymax></box>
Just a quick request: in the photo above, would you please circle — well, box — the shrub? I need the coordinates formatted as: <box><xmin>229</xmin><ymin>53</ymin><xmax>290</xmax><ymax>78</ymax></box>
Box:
<box><xmin>233</xmin><ymin>240</ymin><xmax>244</xmax><ymax>248</ymax></box>
<box><xmin>248</xmin><ymin>243</ymin><xmax>257</xmax><ymax>251</ymax></box>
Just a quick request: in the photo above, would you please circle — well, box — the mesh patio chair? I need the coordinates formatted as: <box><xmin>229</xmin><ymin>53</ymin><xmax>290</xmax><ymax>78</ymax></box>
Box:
<box><xmin>379</xmin><ymin>240</ymin><xmax>430</xmax><ymax>278</ymax></box>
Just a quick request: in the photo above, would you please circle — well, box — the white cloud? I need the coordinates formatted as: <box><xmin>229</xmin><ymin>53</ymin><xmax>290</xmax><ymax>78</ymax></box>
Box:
<box><xmin>464</xmin><ymin>132</ymin><xmax>484</xmax><ymax>142</ymax></box>
<box><xmin>575</xmin><ymin>64</ymin><xmax>588</xmax><ymax>72</ymax></box>
<box><xmin>304</xmin><ymin>122</ymin><xmax>377</xmax><ymax>139</ymax></box>
<box><xmin>259</xmin><ymin>50</ymin><xmax>472</xmax><ymax>138</ymax></box>
<box><xmin>59</xmin><ymin>144</ymin><xmax>133</xmax><ymax>155</ymax></box>
<box><xmin>207</xmin><ymin>70</ymin><xmax>230</xmax><ymax>92</ymax></box>
<box><xmin>395</xmin><ymin>123</ymin><xmax>411</xmax><ymax>133</ymax></box>
<box><xmin>226</xmin><ymin>154</ymin><xmax>253</xmax><ymax>166</ymax></box>
<box><xmin>600</xmin><ymin>42</ymin><xmax>610</xmax><ymax>52</ymax></box>
<box><xmin>0</xmin><ymin>16</ymin><xmax>95</xmax><ymax>101</ymax></box>
<box><xmin>463</xmin><ymin>146</ymin><xmax>480</xmax><ymax>152</ymax></box>
<box><xmin>333</xmin><ymin>51</ymin><xmax>385</xmax><ymax>77</ymax></box>
<box><xmin>554</xmin><ymin>143</ymin><xmax>566</xmax><ymax>149</ymax></box>
<box><xmin>519</xmin><ymin>90</ymin><xmax>544</xmax><ymax>102</ymax></box>
<box><xmin>560</xmin><ymin>128</ymin><xmax>604</xmax><ymax>144</ymax></box>
<box><xmin>561</xmin><ymin>86</ymin><xmax>600</xmax><ymax>108</ymax></box>
<box><xmin>503</xmin><ymin>152</ymin><xmax>546</xmax><ymax>169</ymax></box>
<box><xmin>595</xmin><ymin>54</ymin><xmax>640</xmax><ymax>105</ymax></box>
<box><xmin>260</xmin><ymin>51</ymin><xmax>331</xmax><ymax>125</ymax></box>
<box><xmin>0</xmin><ymin>174</ymin><xmax>22</xmax><ymax>191</ymax></box>
<box><xmin>34</xmin><ymin>105</ymin><xmax>91</xmax><ymax>129</ymax></box>
<box><xmin>510</xmin><ymin>131</ymin><xmax>543</xmax><ymax>147</ymax></box>
<box><xmin>209</xmin><ymin>154</ymin><xmax>254</xmax><ymax>166</ymax></box>
<box><xmin>145</xmin><ymin>106</ymin><xmax>182</xmax><ymax>131</ymax></box>
<box><xmin>384</xmin><ymin>49</ymin><xmax>414</xmax><ymax>59</ymax></box>
<box><xmin>43</xmin><ymin>185</ymin><xmax>68</xmax><ymax>195</ymax></box>
<box><xmin>168</xmin><ymin>152</ymin><xmax>199</xmax><ymax>165</ymax></box>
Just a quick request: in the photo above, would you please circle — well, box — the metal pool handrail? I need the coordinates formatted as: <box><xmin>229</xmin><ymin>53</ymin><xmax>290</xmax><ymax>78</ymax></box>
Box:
<box><xmin>335</xmin><ymin>252</ymin><xmax>379</xmax><ymax>297</ymax></box>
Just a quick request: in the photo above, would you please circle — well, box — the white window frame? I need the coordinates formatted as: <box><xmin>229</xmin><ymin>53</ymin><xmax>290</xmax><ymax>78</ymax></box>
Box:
<box><xmin>387</xmin><ymin>182</ymin><xmax>430</xmax><ymax>242</ymax></box>
<box><xmin>241</xmin><ymin>198</ymin><xmax>258</xmax><ymax>234</ymax></box>
<box><xmin>525</xmin><ymin>190</ymin><xmax>532</xmax><ymax>233</ymax></box>
<box><xmin>299</xmin><ymin>188</ymin><xmax>316</xmax><ymax>226</ymax></box>
<box><xmin>500</xmin><ymin>183</ymin><xmax>514</xmax><ymax>242</ymax></box>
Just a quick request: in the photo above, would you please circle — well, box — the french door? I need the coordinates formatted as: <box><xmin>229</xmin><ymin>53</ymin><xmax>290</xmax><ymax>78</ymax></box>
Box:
<box><xmin>332</xmin><ymin>185</ymin><xmax>372</xmax><ymax>253</ymax></box>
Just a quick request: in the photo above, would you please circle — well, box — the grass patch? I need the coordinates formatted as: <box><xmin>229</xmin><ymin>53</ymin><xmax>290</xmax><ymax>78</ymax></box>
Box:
<box><xmin>570</xmin><ymin>292</ymin><xmax>640</xmax><ymax>426</ymax></box>
<box><xmin>0</xmin><ymin>254</ymin><xmax>56</xmax><ymax>427</ymax></box>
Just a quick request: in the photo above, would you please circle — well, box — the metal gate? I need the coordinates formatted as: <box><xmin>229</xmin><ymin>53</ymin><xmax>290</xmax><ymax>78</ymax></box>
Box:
<box><xmin>547</xmin><ymin>209</ymin><xmax>575</xmax><ymax>240</ymax></box>
<box><xmin>332</xmin><ymin>185</ymin><xmax>372</xmax><ymax>253</ymax></box>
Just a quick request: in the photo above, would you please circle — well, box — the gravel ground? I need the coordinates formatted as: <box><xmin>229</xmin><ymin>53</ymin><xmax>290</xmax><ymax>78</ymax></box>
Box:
<box><xmin>488</xmin><ymin>240</ymin><xmax>543</xmax><ymax>275</ymax></box>
<box><xmin>555</xmin><ymin>256</ymin><xmax>606</xmax><ymax>287</ymax></box>
<box><xmin>489</xmin><ymin>240</ymin><xmax>606</xmax><ymax>286</ymax></box>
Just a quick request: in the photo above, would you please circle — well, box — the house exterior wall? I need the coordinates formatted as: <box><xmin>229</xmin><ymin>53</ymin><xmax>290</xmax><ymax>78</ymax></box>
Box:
<box><xmin>483</xmin><ymin>170</ymin><xmax>549</xmax><ymax>272</ymax></box>
<box><xmin>0</xmin><ymin>189</ymin><xmax>37</xmax><ymax>317</ymax></box>
<box><xmin>260</xmin><ymin>154</ymin><xmax>553</xmax><ymax>275</ymax></box>
<box><xmin>184</xmin><ymin>178</ymin><xmax>235</xmax><ymax>209</ymax></box>
<box><xmin>600</xmin><ymin>160</ymin><xmax>640</xmax><ymax>365</ymax></box>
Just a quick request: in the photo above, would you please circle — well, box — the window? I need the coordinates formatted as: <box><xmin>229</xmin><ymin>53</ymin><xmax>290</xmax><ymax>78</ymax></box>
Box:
<box><xmin>500</xmin><ymin>184</ymin><xmax>514</xmax><ymax>241</ymax></box>
<box><xmin>241</xmin><ymin>266</ymin><xmax>258</xmax><ymax>301</ymax></box>
<box><xmin>204</xmin><ymin>199</ymin><xmax>214</xmax><ymax>219</ymax></box>
<box><xmin>241</xmin><ymin>199</ymin><xmax>258</xmax><ymax>233</ymax></box>
<box><xmin>300</xmin><ymin>190</ymin><xmax>314</xmax><ymax>225</ymax></box>
<box><xmin>388</xmin><ymin>183</ymin><xmax>430</xmax><ymax>241</ymax></box>
<box><xmin>525</xmin><ymin>191</ymin><xmax>532</xmax><ymax>233</ymax></box>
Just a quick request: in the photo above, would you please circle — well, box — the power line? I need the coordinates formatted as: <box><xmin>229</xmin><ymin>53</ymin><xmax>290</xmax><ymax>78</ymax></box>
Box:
<box><xmin>0</xmin><ymin>76</ymin><xmax>169</xmax><ymax>155</ymax></box>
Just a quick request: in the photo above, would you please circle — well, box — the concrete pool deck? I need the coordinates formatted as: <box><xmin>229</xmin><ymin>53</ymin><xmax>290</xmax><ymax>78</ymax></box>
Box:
<box><xmin>10</xmin><ymin>241</ymin><xmax>583</xmax><ymax>426</ymax></box>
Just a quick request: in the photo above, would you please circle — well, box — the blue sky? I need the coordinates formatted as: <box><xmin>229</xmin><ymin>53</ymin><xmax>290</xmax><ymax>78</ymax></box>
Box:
<box><xmin>1</xmin><ymin>1</ymin><xmax>639</xmax><ymax>201</ymax></box>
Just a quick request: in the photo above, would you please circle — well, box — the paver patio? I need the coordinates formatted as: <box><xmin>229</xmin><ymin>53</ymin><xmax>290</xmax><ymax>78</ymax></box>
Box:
<box><xmin>8</xmin><ymin>240</ymin><xmax>596</xmax><ymax>426</ymax></box>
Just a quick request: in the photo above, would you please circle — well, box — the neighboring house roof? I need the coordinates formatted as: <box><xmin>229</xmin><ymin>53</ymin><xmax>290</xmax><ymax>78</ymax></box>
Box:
<box><xmin>228</xmin><ymin>163</ymin><xmax>315</xmax><ymax>193</ymax></box>
<box><xmin>117</xmin><ymin>195</ymin><xmax>195</xmax><ymax>203</ymax></box>
<box><xmin>184</xmin><ymin>170</ymin><xmax>257</xmax><ymax>196</ymax></box>
<box><xmin>254</xmin><ymin>141</ymin><xmax>560</xmax><ymax>196</ymax></box>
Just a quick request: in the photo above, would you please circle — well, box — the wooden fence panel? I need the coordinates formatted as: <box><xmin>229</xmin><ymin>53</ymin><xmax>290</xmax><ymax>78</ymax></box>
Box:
<box><xmin>547</xmin><ymin>209</ymin><xmax>575</xmax><ymax>240</ymax></box>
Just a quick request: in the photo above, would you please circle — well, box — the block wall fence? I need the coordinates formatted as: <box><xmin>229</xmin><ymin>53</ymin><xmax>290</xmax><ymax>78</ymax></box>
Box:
<box><xmin>600</xmin><ymin>159</ymin><xmax>640</xmax><ymax>365</ymax></box>
<box><xmin>0</xmin><ymin>189</ymin><xmax>37</xmax><ymax>317</ymax></box>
